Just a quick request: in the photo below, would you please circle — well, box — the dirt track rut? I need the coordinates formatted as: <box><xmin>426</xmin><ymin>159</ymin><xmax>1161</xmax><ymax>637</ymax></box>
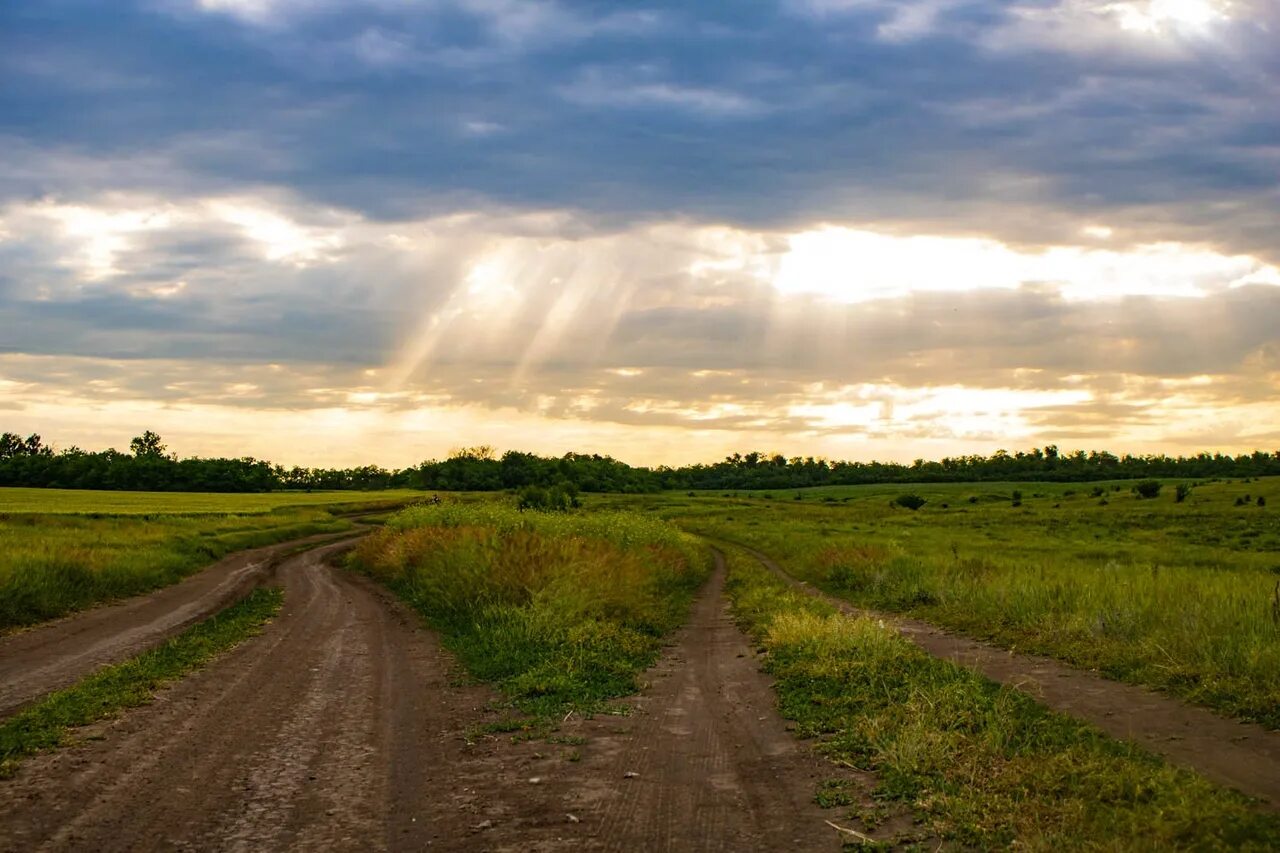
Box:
<box><xmin>0</xmin><ymin>540</ymin><xmax>493</xmax><ymax>852</ymax></box>
<box><xmin>0</xmin><ymin>530</ymin><xmax>359</xmax><ymax>718</ymax></box>
<box><xmin>463</xmin><ymin>549</ymin><xmax>849</xmax><ymax>851</ymax></box>
<box><xmin>0</xmin><ymin>544</ymin><xmax>862</xmax><ymax>852</ymax></box>
<box><xmin>736</xmin><ymin>541</ymin><xmax>1280</xmax><ymax>809</ymax></box>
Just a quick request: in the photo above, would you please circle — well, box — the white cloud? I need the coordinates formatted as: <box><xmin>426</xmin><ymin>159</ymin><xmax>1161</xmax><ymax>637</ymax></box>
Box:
<box><xmin>773</xmin><ymin>225</ymin><xmax>1280</xmax><ymax>302</ymax></box>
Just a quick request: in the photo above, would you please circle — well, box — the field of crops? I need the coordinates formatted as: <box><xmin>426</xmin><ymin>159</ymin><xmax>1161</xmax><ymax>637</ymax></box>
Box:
<box><xmin>609</xmin><ymin>476</ymin><xmax>1280</xmax><ymax>727</ymax></box>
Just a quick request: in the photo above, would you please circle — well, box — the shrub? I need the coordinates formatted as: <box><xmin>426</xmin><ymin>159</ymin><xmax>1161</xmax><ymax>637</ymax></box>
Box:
<box><xmin>516</xmin><ymin>482</ymin><xmax>580</xmax><ymax>512</ymax></box>
<box><xmin>1259</xmin><ymin>496</ymin><xmax>1268</xmax><ymax>508</ymax></box>
<box><xmin>1133</xmin><ymin>480</ymin><xmax>1162</xmax><ymax>499</ymax></box>
<box><xmin>1175</xmin><ymin>483</ymin><xmax>1192</xmax><ymax>503</ymax></box>
<box><xmin>893</xmin><ymin>493</ymin><xmax>927</xmax><ymax>511</ymax></box>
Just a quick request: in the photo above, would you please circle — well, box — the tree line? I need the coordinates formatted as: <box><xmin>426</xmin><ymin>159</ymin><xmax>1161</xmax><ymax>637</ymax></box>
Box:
<box><xmin>2</xmin><ymin>431</ymin><xmax>1279</xmax><ymax>493</ymax></box>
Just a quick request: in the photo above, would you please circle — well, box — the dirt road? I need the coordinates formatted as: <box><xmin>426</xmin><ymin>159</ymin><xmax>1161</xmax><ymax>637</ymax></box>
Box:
<box><xmin>0</xmin><ymin>530</ymin><xmax>359</xmax><ymax>718</ymax></box>
<box><xmin>0</xmin><ymin>545</ymin><xmax>864</xmax><ymax>852</ymax></box>
<box><xmin>736</xmin><ymin>541</ymin><xmax>1280</xmax><ymax>809</ymax></box>
<box><xmin>459</xmin><ymin>549</ymin><xmax>858</xmax><ymax>851</ymax></box>
<box><xmin>1</xmin><ymin>540</ymin><xmax>498</xmax><ymax>852</ymax></box>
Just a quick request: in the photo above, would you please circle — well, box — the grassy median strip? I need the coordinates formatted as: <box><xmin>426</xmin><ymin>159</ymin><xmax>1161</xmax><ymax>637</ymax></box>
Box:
<box><xmin>350</xmin><ymin>502</ymin><xmax>710</xmax><ymax>719</ymax></box>
<box><xmin>0</xmin><ymin>587</ymin><xmax>283</xmax><ymax>778</ymax></box>
<box><xmin>722</xmin><ymin>545</ymin><xmax>1280</xmax><ymax>850</ymax></box>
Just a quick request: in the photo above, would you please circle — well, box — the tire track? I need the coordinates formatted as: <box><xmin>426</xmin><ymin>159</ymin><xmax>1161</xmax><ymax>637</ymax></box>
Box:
<box><xmin>467</xmin><ymin>550</ymin><xmax>855</xmax><ymax>852</ymax></box>
<box><xmin>0</xmin><ymin>529</ymin><xmax>361</xmax><ymax>718</ymax></box>
<box><xmin>0</xmin><ymin>541</ymin><xmax>495</xmax><ymax>852</ymax></box>
<box><xmin>734</xmin><ymin>539</ymin><xmax>1280</xmax><ymax>809</ymax></box>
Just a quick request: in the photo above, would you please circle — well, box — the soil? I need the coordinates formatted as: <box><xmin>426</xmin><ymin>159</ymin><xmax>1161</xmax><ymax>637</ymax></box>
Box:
<box><xmin>0</xmin><ymin>530</ymin><xmax>361</xmax><ymax>718</ymax></box>
<box><xmin>457</xmin><ymin>549</ymin><xmax>895</xmax><ymax>851</ymax></box>
<box><xmin>0</xmin><ymin>544</ymin><xmax>886</xmax><ymax>851</ymax></box>
<box><xmin>737</xmin><ymin>541</ymin><xmax>1280</xmax><ymax>810</ymax></box>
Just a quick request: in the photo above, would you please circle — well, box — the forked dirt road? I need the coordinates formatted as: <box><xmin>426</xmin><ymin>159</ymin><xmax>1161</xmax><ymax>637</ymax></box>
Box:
<box><xmin>0</xmin><ymin>530</ymin><xmax>361</xmax><ymax>718</ymax></box>
<box><xmin>735</xmin><ymin>541</ymin><xmax>1280</xmax><ymax>809</ymax></box>
<box><xmin>1</xmin><ymin>544</ymin><xmax>855</xmax><ymax>851</ymax></box>
<box><xmin>457</xmin><ymin>550</ymin><xmax>855</xmax><ymax>851</ymax></box>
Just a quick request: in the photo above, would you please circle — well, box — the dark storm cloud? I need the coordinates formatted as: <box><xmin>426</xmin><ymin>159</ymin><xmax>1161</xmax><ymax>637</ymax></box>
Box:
<box><xmin>1</xmin><ymin>1</ymin><xmax>1276</xmax><ymax>256</ymax></box>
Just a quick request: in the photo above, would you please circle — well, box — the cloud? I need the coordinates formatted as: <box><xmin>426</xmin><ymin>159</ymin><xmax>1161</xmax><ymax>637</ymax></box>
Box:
<box><xmin>1</xmin><ymin>1</ymin><xmax>1277</xmax><ymax>462</ymax></box>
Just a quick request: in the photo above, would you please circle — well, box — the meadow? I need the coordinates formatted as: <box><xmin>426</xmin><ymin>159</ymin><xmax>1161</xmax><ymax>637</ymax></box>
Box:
<box><xmin>609</xmin><ymin>476</ymin><xmax>1280</xmax><ymax>727</ymax></box>
<box><xmin>0</xmin><ymin>487</ymin><xmax>423</xmax><ymax>515</ymax></box>
<box><xmin>0</xmin><ymin>488</ymin><xmax>421</xmax><ymax>631</ymax></box>
<box><xmin>349</xmin><ymin>502</ymin><xmax>711</xmax><ymax>716</ymax></box>
<box><xmin>724</xmin><ymin>545</ymin><xmax>1280</xmax><ymax>849</ymax></box>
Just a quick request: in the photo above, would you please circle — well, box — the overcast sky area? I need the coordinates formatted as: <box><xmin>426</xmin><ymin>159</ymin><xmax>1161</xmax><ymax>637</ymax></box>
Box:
<box><xmin>1</xmin><ymin>0</ymin><xmax>1278</xmax><ymax>467</ymax></box>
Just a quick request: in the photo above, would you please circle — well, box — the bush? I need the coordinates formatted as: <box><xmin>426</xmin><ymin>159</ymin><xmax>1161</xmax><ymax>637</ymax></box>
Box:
<box><xmin>1175</xmin><ymin>483</ymin><xmax>1192</xmax><ymax>503</ymax></box>
<box><xmin>1259</xmin><ymin>496</ymin><xmax>1267</xmax><ymax>508</ymax></box>
<box><xmin>893</xmin><ymin>493</ymin><xmax>927</xmax><ymax>511</ymax></box>
<box><xmin>1133</xmin><ymin>480</ymin><xmax>1162</xmax><ymax>499</ymax></box>
<box><xmin>516</xmin><ymin>482</ymin><xmax>581</xmax><ymax>512</ymax></box>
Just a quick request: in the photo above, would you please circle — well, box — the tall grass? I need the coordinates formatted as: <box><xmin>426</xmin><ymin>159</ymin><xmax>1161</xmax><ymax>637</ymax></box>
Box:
<box><xmin>0</xmin><ymin>509</ymin><xmax>351</xmax><ymax>631</ymax></box>
<box><xmin>669</xmin><ymin>478</ymin><xmax>1280</xmax><ymax>727</ymax></box>
<box><xmin>351</xmin><ymin>502</ymin><xmax>710</xmax><ymax>715</ymax></box>
<box><xmin>724</xmin><ymin>547</ymin><xmax>1280</xmax><ymax>849</ymax></box>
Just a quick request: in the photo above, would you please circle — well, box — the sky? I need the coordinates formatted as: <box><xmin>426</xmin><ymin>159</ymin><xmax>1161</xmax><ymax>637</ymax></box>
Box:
<box><xmin>1</xmin><ymin>0</ymin><xmax>1278</xmax><ymax>468</ymax></box>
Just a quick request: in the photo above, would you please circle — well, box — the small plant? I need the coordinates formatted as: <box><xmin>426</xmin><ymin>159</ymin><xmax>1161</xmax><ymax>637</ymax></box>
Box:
<box><xmin>1175</xmin><ymin>483</ymin><xmax>1192</xmax><ymax>503</ymax></box>
<box><xmin>1091</xmin><ymin>486</ymin><xmax>1105</xmax><ymax>498</ymax></box>
<box><xmin>1259</xmin><ymin>496</ymin><xmax>1267</xmax><ymax>508</ymax></box>
<box><xmin>893</xmin><ymin>493</ymin><xmax>927</xmax><ymax>511</ymax></box>
<box><xmin>1235</xmin><ymin>497</ymin><xmax>1247</xmax><ymax>507</ymax></box>
<box><xmin>1133</xmin><ymin>480</ymin><xmax>1162</xmax><ymax>499</ymax></box>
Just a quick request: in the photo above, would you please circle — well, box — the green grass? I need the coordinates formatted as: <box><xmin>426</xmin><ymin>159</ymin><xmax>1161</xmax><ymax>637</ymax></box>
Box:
<box><xmin>0</xmin><ymin>487</ymin><xmax>422</xmax><ymax>515</ymax></box>
<box><xmin>0</xmin><ymin>587</ymin><xmax>282</xmax><ymax>777</ymax></box>
<box><xmin>350</xmin><ymin>501</ymin><xmax>711</xmax><ymax>717</ymax></box>
<box><xmin>0</xmin><ymin>508</ymin><xmax>354</xmax><ymax>632</ymax></box>
<box><xmin>614</xmin><ymin>477</ymin><xmax>1280</xmax><ymax>727</ymax></box>
<box><xmin>723</xmin><ymin>546</ymin><xmax>1280</xmax><ymax>849</ymax></box>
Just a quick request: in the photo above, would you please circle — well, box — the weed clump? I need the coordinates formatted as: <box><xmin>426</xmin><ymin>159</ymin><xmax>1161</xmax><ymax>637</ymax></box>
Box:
<box><xmin>892</xmin><ymin>494</ymin><xmax>926</xmax><ymax>511</ymax></box>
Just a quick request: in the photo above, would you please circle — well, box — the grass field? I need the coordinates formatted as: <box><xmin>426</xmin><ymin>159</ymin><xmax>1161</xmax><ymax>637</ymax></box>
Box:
<box><xmin>0</xmin><ymin>488</ymin><xmax>422</xmax><ymax>631</ymax></box>
<box><xmin>723</xmin><ymin>545</ymin><xmax>1280</xmax><ymax>849</ymax></box>
<box><xmin>606</xmin><ymin>476</ymin><xmax>1280</xmax><ymax>727</ymax></box>
<box><xmin>0</xmin><ymin>487</ymin><xmax>423</xmax><ymax>515</ymax></box>
<box><xmin>349</xmin><ymin>501</ymin><xmax>711</xmax><ymax>717</ymax></box>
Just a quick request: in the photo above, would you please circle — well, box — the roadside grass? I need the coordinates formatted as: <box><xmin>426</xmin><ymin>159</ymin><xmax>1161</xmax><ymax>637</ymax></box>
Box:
<box><xmin>349</xmin><ymin>501</ymin><xmax>711</xmax><ymax>718</ymax></box>
<box><xmin>640</xmin><ymin>477</ymin><xmax>1280</xmax><ymax>728</ymax></box>
<box><xmin>0</xmin><ymin>486</ymin><xmax>423</xmax><ymax>515</ymax></box>
<box><xmin>723</xmin><ymin>546</ymin><xmax>1280</xmax><ymax>849</ymax></box>
<box><xmin>0</xmin><ymin>587</ymin><xmax>282</xmax><ymax>778</ymax></box>
<box><xmin>0</xmin><ymin>508</ymin><xmax>354</xmax><ymax>632</ymax></box>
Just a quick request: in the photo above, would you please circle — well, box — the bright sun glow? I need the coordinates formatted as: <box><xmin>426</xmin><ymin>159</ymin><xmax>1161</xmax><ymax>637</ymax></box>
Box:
<box><xmin>773</xmin><ymin>226</ymin><xmax>1279</xmax><ymax>303</ymax></box>
<box><xmin>1112</xmin><ymin>0</ymin><xmax>1228</xmax><ymax>33</ymax></box>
